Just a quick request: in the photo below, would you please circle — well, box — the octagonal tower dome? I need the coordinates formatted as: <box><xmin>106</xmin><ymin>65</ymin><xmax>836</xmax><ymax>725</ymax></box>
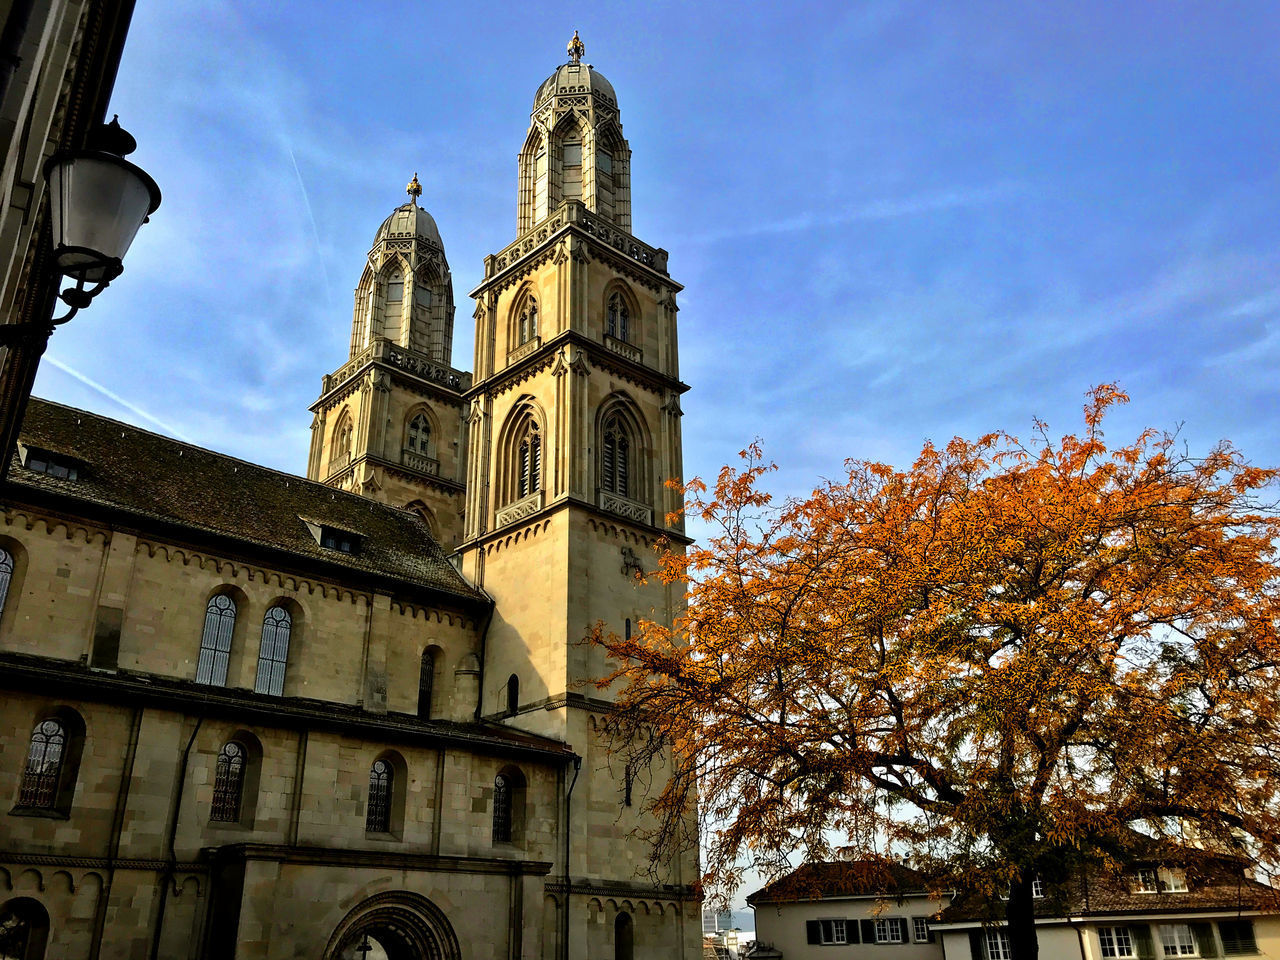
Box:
<box><xmin>348</xmin><ymin>174</ymin><xmax>455</xmax><ymax>363</ymax></box>
<box><xmin>517</xmin><ymin>32</ymin><xmax>632</xmax><ymax>235</ymax></box>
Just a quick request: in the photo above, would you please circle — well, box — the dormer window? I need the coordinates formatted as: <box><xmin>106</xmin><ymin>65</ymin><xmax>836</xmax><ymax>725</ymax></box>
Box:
<box><xmin>1134</xmin><ymin>867</ymin><xmax>1159</xmax><ymax>893</ymax></box>
<box><xmin>302</xmin><ymin>518</ymin><xmax>363</xmax><ymax>555</ymax></box>
<box><xmin>320</xmin><ymin>528</ymin><xmax>358</xmax><ymax>553</ymax></box>
<box><xmin>18</xmin><ymin>444</ymin><xmax>81</xmax><ymax>480</ymax></box>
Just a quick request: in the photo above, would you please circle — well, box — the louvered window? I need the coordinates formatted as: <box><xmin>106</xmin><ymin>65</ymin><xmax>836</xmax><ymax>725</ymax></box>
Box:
<box><xmin>210</xmin><ymin>741</ymin><xmax>245</xmax><ymax>822</ymax></box>
<box><xmin>601</xmin><ymin>417</ymin><xmax>630</xmax><ymax>497</ymax></box>
<box><xmin>196</xmin><ymin>594</ymin><xmax>236</xmax><ymax>685</ymax></box>
<box><xmin>518</xmin><ymin>429</ymin><xmax>541</xmax><ymax>499</ymax></box>
<box><xmin>366</xmin><ymin>759</ymin><xmax>392</xmax><ymax>832</ymax></box>
<box><xmin>493</xmin><ymin>773</ymin><xmax>512</xmax><ymax>842</ymax></box>
<box><xmin>19</xmin><ymin>719</ymin><xmax>66</xmax><ymax>808</ymax></box>
<box><xmin>254</xmin><ymin>606</ymin><xmax>292</xmax><ymax>696</ymax></box>
<box><xmin>561</xmin><ymin>140</ymin><xmax>582</xmax><ymax>201</ymax></box>
<box><xmin>1220</xmin><ymin>921</ymin><xmax>1257</xmax><ymax>956</ymax></box>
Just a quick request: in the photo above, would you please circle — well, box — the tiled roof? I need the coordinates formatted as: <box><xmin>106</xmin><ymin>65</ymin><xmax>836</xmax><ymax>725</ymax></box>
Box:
<box><xmin>5</xmin><ymin>398</ymin><xmax>485</xmax><ymax>605</ymax></box>
<box><xmin>747</xmin><ymin>861</ymin><xmax>931</xmax><ymax>904</ymax></box>
<box><xmin>939</xmin><ymin>858</ymin><xmax>1280</xmax><ymax>924</ymax></box>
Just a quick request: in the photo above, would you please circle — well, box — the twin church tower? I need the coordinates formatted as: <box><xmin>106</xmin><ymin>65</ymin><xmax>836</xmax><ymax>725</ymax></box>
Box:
<box><xmin>305</xmin><ymin>33</ymin><xmax>695</xmax><ymax>941</ymax></box>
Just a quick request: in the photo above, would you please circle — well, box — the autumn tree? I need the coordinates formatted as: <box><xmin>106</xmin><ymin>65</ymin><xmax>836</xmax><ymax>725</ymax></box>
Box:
<box><xmin>592</xmin><ymin>387</ymin><xmax>1280</xmax><ymax>960</ymax></box>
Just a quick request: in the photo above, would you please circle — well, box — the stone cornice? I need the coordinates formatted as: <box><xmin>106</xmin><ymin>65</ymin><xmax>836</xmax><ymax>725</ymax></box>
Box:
<box><xmin>205</xmin><ymin>842</ymin><xmax>554</xmax><ymax>876</ymax></box>
<box><xmin>544</xmin><ymin>877</ymin><xmax>699</xmax><ymax>903</ymax></box>
<box><xmin>470</xmin><ymin>200</ymin><xmax>682</xmax><ymax>298</ymax></box>
<box><xmin>313</xmin><ymin>339</ymin><xmax>470</xmax><ymax>412</ymax></box>
<box><xmin>466</xmin><ymin>329</ymin><xmax>690</xmax><ymax>401</ymax></box>
<box><xmin>0</xmin><ymin>651</ymin><xmax>573</xmax><ymax>763</ymax></box>
<box><xmin>457</xmin><ymin>492</ymin><xmax>693</xmax><ymax>554</ymax></box>
<box><xmin>324</xmin><ymin>453</ymin><xmax>465</xmax><ymax>496</ymax></box>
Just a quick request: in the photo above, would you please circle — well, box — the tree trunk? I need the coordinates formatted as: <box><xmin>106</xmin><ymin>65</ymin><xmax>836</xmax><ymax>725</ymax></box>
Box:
<box><xmin>1006</xmin><ymin>874</ymin><xmax>1039</xmax><ymax>960</ymax></box>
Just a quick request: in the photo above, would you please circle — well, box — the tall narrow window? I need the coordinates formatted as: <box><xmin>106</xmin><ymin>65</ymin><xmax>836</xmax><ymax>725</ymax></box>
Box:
<box><xmin>601</xmin><ymin>416</ymin><xmax>630</xmax><ymax>498</ymax></box>
<box><xmin>19</xmin><ymin>719</ymin><xmax>65</xmax><ymax>808</ymax></box>
<box><xmin>533</xmin><ymin>149</ymin><xmax>548</xmax><ymax>221</ymax></box>
<box><xmin>406</xmin><ymin>413</ymin><xmax>430</xmax><ymax>454</ymax></box>
<box><xmin>334</xmin><ymin>414</ymin><xmax>353</xmax><ymax>463</ymax></box>
<box><xmin>518</xmin><ymin>426</ymin><xmax>541</xmax><ymax>498</ymax></box>
<box><xmin>519</xmin><ymin>299</ymin><xmax>539</xmax><ymax>345</ymax></box>
<box><xmin>196</xmin><ymin>594</ymin><xmax>236</xmax><ymax>686</ymax></box>
<box><xmin>210</xmin><ymin>741</ymin><xmax>246</xmax><ymax>822</ymax></box>
<box><xmin>597</xmin><ymin>149</ymin><xmax>615</xmax><ymax>219</ymax></box>
<box><xmin>418</xmin><ymin>649</ymin><xmax>436</xmax><ymax>719</ymax></box>
<box><xmin>607</xmin><ymin>292</ymin><xmax>630</xmax><ymax>342</ymax></box>
<box><xmin>366</xmin><ymin>759</ymin><xmax>392</xmax><ymax>832</ymax></box>
<box><xmin>254</xmin><ymin>606</ymin><xmax>292</xmax><ymax>696</ymax></box>
<box><xmin>493</xmin><ymin>773</ymin><xmax>512</xmax><ymax>842</ymax></box>
<box><xmin>506</xmin><ymin>674</ymin><xmax>520</xmax><ymax>716</ymax></box>
<box><xmin>0</xmin><ymin>546</ymin><xmax>12</xmax><ymax>615</ymax></box>
<box><xmin>561</xmin><ymin>139</ymin><xmax>583</xmax><ymax>201</ymax></box>
<box><xmin>615</xmin><ymin>912</ymin><xmax>634</xmax><ymax>960</ymax></box>
<box><xmin>384</xmin><ymin>270</ymin><xmax>404</xmax><ymax>341</ymax></box>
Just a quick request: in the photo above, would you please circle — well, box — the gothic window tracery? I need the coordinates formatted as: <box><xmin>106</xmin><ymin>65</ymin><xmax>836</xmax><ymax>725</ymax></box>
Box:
<box><xmin>0</xmin><ymin>547</ymin><xmax>12</xmax><ymax>617</ymax></box>
<box><xmin>196</xmin><ymin>593</ymin><xmax>236</xmax><ymax>686</ymax></box>
<box><xmin>493</xmin><ymin>773</ymin><xmax>512</xmax><ymax>842</ymax></box>
<box><xmin>210</xmin><ymin>740</ymin><xmax>246</xmax><ymax>822</ymax></box>
<box><xmin>19</xmin><ymin>718</ymin><xmax>66</xmax><ymax>809</ymax></box>
<box><xmin>406</xmin><ymin>413</ymin><xmax>431</xmax><ymax>454</ymax></box>
<box><xmin>606</xmin><ymin>292</ymin><xmax>630</xmax><ymax>342</ymax></box>
<box><xmin>366</xmin><ymin>759</ymin><xmax>392</xmax><ymax>833</ymax></box>
<box><xmin>254</xmin><ymin>605</ymin><xmax>292</xmax><ymax>696</ymax></box>
<box><xmin>518</xmin><ymin>298</ymin><xmax>539</xmax><ymax>345</ymax></box>
<box><xmin>333</xmin><ymin>412</ymin><xmax>354</xmax><ymax>464</ymax></box>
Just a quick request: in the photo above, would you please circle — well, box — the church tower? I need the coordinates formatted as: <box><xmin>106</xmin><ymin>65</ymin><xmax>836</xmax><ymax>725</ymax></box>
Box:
<box><xmin>306</xmin><ymin>175</ymin><xmax>470</xmax><ymax>546</ymax></box>
<box><xmin>459</xmin><ymin>33</ymin><xmax>698</xmax><ymax>960</ymax></box>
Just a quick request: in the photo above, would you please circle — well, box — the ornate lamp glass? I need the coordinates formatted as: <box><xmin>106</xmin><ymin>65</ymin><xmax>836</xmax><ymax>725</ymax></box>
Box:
<box><xmin>42</xmin><ymin>116</ymin><xmax>160</xmax><ymax>308</ymax></box>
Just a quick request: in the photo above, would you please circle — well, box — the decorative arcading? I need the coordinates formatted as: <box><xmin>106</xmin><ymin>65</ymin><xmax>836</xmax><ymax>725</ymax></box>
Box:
<box><xmin>2</xmin><ymin>509</ymin><xmax>106</xmax><ymax>546</ymax></box>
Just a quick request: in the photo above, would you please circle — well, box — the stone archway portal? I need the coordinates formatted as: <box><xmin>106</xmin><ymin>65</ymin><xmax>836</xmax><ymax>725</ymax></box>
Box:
<box><xmin>324</xmin><ymin>893</ymin><xmax>461</xmax><ymax>960</ymax></box>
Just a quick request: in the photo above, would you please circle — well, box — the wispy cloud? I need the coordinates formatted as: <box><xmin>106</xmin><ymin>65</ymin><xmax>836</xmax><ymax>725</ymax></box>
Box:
<box><xmin>679</xmin><ymin>182</ymin><xmax>1026</xmax><ymax>245</ymax></box>
<box><xmin>43</xmin><ymin>355</ymin><xmax>196</xmax><ymax>443</ymax></box>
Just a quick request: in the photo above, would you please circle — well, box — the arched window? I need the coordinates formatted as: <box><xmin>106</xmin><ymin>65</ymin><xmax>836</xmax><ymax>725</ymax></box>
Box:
<box><xmin>615</xmin><ymin>912</ymin><xmax>634</xmax><ymax>960</ymax></box>
<box><xmin>254</xmin><ymin>605</ymin><xmax>292</xmax><ymax>696</ymax></box>
<box><xmin>493</xmin><ymin>773</ymin><xmax>512</xmax><ymax>842</ymax></box>
<box><xmin>366</xmin><ymin>759</ymin><xmax>392</xmax><ymax>833</ymax></box>
<box><xmin>210</xmin><ymin>741</ymin><xmax>246</xmax><ymax>822</ymax></box>
<box><xmin>19</xmin><ymin>718</ymin><xmax>65</xmax><ymax>808</ymax></box>
<box><xmin>518</xmin><ymin>298</ymin><xmax>539</xmax><ymax>345</ymax></box>
<box><xmin>601</xmin><ymin>414</ymin><xmax>631</xmax><ymax>498</ymax></box>
<box><xmin>406</xmin><ymin>413</ymin><xmax>431</xmax><ymax>454</ymax></box>
<box><xmin>518</xmin><ymin>424</ymin><xmax>541</xmax><ymax>499</ymax></box>
<box><xmin>0</xmin><ymin>897</ymin><xmax>49</xmax><ymax>960</ymax></box>
<box><xmin>0</xmin><ymin>546</ymin><xmax>12</xmax><ymax>615</ymax></box>
<box><xmin>607</xmin><ymin>292</ymin><xmax>630</xmax><ymax>342</ymax></box>
<box><xmin>196</xmin><ymin>593</ymin><xmax>236</xmax><ymax>686</ymax></box>
<box><xmin>418</xmin><ymin>648</ymin><xmax>436</xmax><ymax>719</ymax></box>
<box><xmin>333</xmin><ymin>413</ymin><xmax>353</xmax><ymax>466</ymax></box>
<box><xmin>507</xmin><ymin>674</ymin><xmax>520</xmax><ymax>716</ymax></box>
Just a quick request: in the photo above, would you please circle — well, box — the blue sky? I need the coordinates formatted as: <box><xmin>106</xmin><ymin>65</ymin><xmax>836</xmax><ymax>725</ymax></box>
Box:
<box><xmin>32</xmin><ymin>0</ymin><xmax>1279</xmax><ymax>909</ymax></box>
<box><xmin>40</xmin><ymin>1</ymin><xmax>1280</xmax><ymax>506</ymax></box>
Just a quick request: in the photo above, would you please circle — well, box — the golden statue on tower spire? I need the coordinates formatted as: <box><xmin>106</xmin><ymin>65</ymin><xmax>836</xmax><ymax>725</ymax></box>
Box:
<box><xmin>406</xmin><ymin>171</ymin><xmax>422</xmax><ymax>205</ymax></box>
<box><xmin>567</xmin><ymin>30</ymin><xmax>585</xmax><ymax>64</ymax></box>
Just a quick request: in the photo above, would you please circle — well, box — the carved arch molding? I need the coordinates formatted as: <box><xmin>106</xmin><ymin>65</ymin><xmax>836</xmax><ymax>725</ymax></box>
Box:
<box><xmin>323</xmin><ymin>891</ymin><xmax>462</xmax><ymax>960</ymax></box>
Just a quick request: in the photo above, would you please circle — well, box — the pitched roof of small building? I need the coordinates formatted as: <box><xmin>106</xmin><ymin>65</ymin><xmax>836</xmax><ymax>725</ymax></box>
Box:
<box><xmin>747</xmin><ymin>861</ymin><xmax>932</xmax><ymax>905</ymax></box>
<box><xmin>5</xmin><ymin>398</ymin><xmax>484</xmax><ymax>606</ymax></box>
<box><xmin>938</xmin><ymin>854</ymin><xmax>1279</xmax><ymax>925</ymax></box>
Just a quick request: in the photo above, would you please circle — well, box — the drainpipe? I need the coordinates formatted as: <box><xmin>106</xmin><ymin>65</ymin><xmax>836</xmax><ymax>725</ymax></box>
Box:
<box><xmin>89</xmin><ymin>705</ymin><xmax>142</xmax><ymax>960</ymax></box>
<box><xmin>149</xmin><ymin>714</ymin><xmax>203</xmax><ymax>960</ymax></box>
<box><xmin>474</xmin><ymin>598</ymin><xmax>495</xmax><ymax>722</ymax></box>
<box><xmin>561</xmin><ymin>754</ymin><xmax>582</xmax><ymax>960</ymax></box>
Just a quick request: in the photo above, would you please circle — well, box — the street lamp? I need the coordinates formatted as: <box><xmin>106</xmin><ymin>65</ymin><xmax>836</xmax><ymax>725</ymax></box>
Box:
<box><xmin>40</xmin><ymin>114</ymin><xmax>161</xmax><ymax>324</ymax></box>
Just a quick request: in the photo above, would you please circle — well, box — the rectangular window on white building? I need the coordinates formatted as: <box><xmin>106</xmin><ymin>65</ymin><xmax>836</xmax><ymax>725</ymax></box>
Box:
<box><xmin>1099</xmin><ymin>927</ymin><xmax>1138</xmax><ymax>959</ymax></box>
<box><xmin>1159</xmin><ymin>925</ymin><xmax>1199</xmax><ymax>957</ymax></box>
<box><xmin>875</xmin><ymin>919</ymin><xmax>906</xmax><ymax>944</ymax></box>
<box><xmin>984</xmin><ymin>930</ymin><xmax>1012</xmax><ymax>960</ymax></box>
<box><xmin>912</xmin><ymin>918</ymin><xmax>933</xmax><ymax>943</ymax></box>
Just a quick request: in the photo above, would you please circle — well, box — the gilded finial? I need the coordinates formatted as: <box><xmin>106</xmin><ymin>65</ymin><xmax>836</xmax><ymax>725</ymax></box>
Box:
<box><xmin>406</xmin><ymin>172</ymin><xmax>422</xmax><ymax>205</ymax></box>
<box><xmin>567</xmin><ymin>29</ymin><xmax>585</xmax><ymax>64</ymax></box>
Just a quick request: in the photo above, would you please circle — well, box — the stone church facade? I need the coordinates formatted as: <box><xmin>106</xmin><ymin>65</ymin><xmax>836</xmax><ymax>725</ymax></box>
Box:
<box><xmin>0</xmin><ymin>40</ymin><xmax>699</xmax><ymax>960</ymax></box>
